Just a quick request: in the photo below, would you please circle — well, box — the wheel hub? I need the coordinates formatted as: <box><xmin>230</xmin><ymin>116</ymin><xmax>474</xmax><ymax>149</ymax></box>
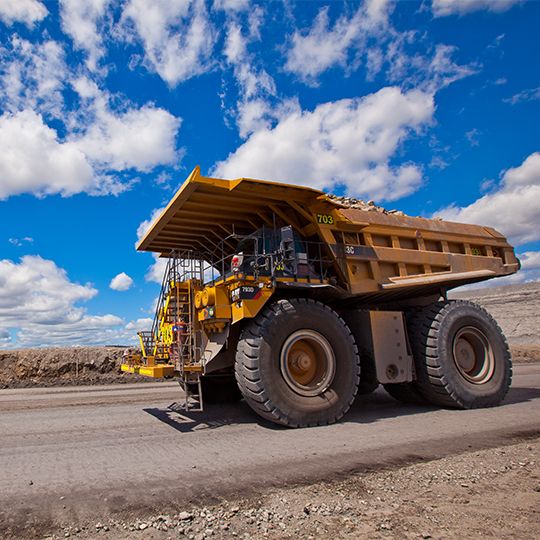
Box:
<box><xmin>280</xmin><ymin>330</ymin><xmax>336</xmax><ymax>397</ymax></box>
<box><xmin>452</xmin><ymin>326</ymin><xmax>495</xmax><ymax>384</ymax></box>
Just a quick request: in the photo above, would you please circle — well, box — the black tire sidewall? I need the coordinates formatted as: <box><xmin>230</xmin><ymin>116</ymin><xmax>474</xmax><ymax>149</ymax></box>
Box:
<box><xmin>254</xmin><ymin>300</ymin><xmax>359</xmax><ymax>425</ymax></box>
<box><xmin>432</xmin><ymin>303</ymin><xmax>511</xmax><ymax>407</ymax></box>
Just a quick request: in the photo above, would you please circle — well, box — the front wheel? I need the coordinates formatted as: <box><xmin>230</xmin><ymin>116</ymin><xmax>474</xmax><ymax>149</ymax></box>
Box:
<box><xmin>409</xmin><ymin>300</ymin><xmax>512</xmax><ymax>409</ymax></box>
<box><xmin>235</xmin><ymin>298</ymin><xmax>360</xmax><ymax>427</ymax></box>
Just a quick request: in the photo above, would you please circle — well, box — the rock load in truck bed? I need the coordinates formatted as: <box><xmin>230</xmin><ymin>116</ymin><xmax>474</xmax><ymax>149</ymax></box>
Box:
<box><xmin>326</xmin><ymin>193</ymin><xmax>406</xmax><ymax>215</ymax></box>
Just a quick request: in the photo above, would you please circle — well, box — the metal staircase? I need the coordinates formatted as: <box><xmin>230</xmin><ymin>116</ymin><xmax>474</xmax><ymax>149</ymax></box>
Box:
<box><xmin>132</xmin><ymin>252</ymin><xmax>205</xmax><ymax>409</ymax></box>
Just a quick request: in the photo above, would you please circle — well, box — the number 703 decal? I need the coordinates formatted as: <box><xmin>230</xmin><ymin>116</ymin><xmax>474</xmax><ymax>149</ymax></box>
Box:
<box><xmin>316</xmin><ymin>214</ymin><xmax>334</xmax><ymax>224</ymax></box>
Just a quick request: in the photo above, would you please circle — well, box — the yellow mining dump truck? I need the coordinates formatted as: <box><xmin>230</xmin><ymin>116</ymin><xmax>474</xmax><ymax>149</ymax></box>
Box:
<box><xmin>122</xmin><ymin>166</ymin><xmax>519</xmax><ymax>427</ymax></box>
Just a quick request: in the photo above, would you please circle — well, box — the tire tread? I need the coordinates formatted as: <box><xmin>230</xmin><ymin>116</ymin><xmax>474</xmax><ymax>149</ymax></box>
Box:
<box><xmin>235</xmin><ymin>298</ymin><xmax>360</xmax><ymax>427</ymax></box>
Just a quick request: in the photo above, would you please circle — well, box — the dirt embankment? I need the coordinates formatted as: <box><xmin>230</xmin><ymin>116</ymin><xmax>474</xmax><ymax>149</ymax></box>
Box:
<box><xmin>0</xmin><ymin>347</ymin><xmax>151</xmax><ymax>389</ymax></box>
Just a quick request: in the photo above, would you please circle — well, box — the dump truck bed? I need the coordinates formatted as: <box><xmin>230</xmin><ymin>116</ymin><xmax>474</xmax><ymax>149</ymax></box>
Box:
<box><xmin>138</xmin><ymin>167</ymin><xmax>519</xmax><ymax>299</ymax></box>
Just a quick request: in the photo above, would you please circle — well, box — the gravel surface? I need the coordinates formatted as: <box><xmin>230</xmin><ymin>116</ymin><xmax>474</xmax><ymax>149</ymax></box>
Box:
<box><xmin>41</xmin><ymin>437</ymin><xmax>539</xmax><ymax>540</ymax></box>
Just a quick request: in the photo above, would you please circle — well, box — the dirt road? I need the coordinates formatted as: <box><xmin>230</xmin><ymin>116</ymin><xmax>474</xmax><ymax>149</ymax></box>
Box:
<box><xmin>1</xmin><ymin>365</ymin><xmax>539</xmax><ymax>538</ymax></box>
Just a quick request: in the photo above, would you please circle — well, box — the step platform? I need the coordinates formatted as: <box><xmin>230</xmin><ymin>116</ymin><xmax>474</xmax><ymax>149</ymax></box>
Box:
<box><xmin>120</xmin><ymin>363</ymin><xmax>175</xmax><ymax>378</ymax></box>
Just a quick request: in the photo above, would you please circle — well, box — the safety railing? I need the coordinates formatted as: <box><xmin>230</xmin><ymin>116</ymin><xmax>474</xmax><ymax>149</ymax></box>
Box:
<box><xmin>198</xmin><ymin>239</ymin><xmax>334</xmax><ymax>285</ymax></box>
<box><xmin>139</xmin><ymin>230</ymin><xmax>338</xmax><ymax>364</ymax></box>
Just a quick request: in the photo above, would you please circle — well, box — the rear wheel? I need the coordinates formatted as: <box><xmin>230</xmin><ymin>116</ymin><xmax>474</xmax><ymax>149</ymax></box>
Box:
<box><xmin>235</xmin><ymin>298</ymin><xmax>360</xmax><ymax>427</ymax></box>
<box><xmin>409</xmin><ymin>300</ymin><xmax>511</xmax><ymax>408</ymax></box>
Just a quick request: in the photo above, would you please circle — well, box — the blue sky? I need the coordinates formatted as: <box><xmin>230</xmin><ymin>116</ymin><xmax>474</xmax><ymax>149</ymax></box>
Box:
<box><xmin>0</xmin><ymin>0</ymin><xmax>539</xmax><ymax>348</ymax></box>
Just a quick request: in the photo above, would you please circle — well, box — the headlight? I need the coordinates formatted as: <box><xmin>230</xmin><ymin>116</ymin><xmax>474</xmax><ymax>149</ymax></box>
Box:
<box><xmin>202</xmin><ymin>287</ymin><xmax>216</xmax><ymax>307</ymax></box>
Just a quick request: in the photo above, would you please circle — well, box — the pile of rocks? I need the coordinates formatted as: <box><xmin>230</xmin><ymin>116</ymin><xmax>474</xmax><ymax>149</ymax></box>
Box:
<box><xmin>326</xmin><ymin>193</ymin><xmax>407</xmax><ymax>216</ymax></box>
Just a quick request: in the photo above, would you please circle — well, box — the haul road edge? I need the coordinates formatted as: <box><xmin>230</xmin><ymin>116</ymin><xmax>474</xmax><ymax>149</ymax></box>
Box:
<box><xmin>122</xmin><ymin>166</ymin><xmax>519</xmax><ymax>427</ymax></box>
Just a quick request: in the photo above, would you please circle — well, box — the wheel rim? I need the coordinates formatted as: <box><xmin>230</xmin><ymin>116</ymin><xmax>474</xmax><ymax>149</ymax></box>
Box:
<box><xmin>452</xmin><ymin>326</ymin><xmax>495</xmax><ymax>384</ymax></box>
<box><xmin>280</xmin><ymin>330</ymin><xmax>336</xmax><ymax>397</ymax></box>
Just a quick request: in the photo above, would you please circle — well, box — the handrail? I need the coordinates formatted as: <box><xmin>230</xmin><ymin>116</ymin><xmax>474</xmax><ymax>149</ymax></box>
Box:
<box><xmin>139</xmin><ymin>231</ymin><xmax>338</xmax><ymax>365</ymax></box>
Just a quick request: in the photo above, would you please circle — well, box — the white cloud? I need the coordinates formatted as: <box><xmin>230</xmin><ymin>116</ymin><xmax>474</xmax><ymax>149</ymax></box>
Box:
<box><xmin>0</xmin><ymin>255</ymin><xmax>148</xmax><ymax>347</ymax></box>
<box><xmin>8</xmin><ymin>237</ymin><xmax>34</xmax><ymax>246</ymax></box>
<box><xmin>109</xmin><ymin>272</ymin><xmax>134</xmax><ymax>291</ymax></box>
<box><xmin>136</xmin><ymin>207</ymin><xmax>169</xmax><ymax>283</ymax></box>
<box><xmin>59</xmin><ymin>0</ymin><xmax>111</xmax><ymax>71</ymax></box>
<box><xmin>517</xmin><ymin>251</ymin><xmax>540</xmax><ymax>283</ymax></box>
<box><xmin>0</xmin><ymin>110</ymin><xmax>97</xmax><ymax>200</ymax></box>
<box><xmin>284</xmin><ymin>2</ymin><xmax>475</xmax><ymax>93</ymax></box>
<box><xmin>503</xmin><ymin>86</ymin><xmax>540</xmax><ymax>105</ymax></box>
<box><xmin>465</xmin><ymin>128</ymin><xmax>480</xmax><ymax>147</ymax></box>
<box><xmin>215</xmin><ymin>86</ymin><xmax>434</xmax><ymax>202</ymax></box>
<box><xmin>432</xmin><ymin>0</ymin><xmax>520</xmax><ymax>17</ymax></box>
<box><xmin>73</xmin><ymin>102</ymin><xmax>181</xmax><ymax>172</ymax></box>
<box><xmin>0</xmin><ymin>0</ymin><xmax>47</xmax><ymax>27</ymax></box>
<box><xmin>145</xmin><ymin>256</ymin><xmax>168</xmax><ymax>283</ymax></box>
<box><xmin>11</xmin><ymin>314</ymin><xmax>147</xmax><ymax>348</ymax></box>
<box><xmin>0</xmin><ymin>36</ymin><xmax>67</xmax><ymax>119</ymax></box>
<box><xmin>69</xmin><ymin>77</ymin><xmax>181</xmax><ymax>172</ymax></box>
<box><xmin>383</xmin><ymin>37</ymin><xmax>477</xmax><ymax>93</ymax></box>
<box><xmin>136</xmin><ymin>206</ymin><xmax>166</xmax><ymax>243</ymax></box>
<box><xmin>125</xmin><ymin>317</ymin><xmax>153</xmax><ymax>331</ymax></box>
<box><xmin>223</xmin><ymin>14</ymin><xmax>287</xmax><ymax>138</ymax></box>
<box><xmin>437</xmin><ymin>152</ymin><xmax>540</xmax><ymax>245</ymax></box>
<box><xmin>415</xmin><ymin>44</ymin><xmax>477</xmax><ymax>92</ymax></box>
<box><xmin>121</xmin><ymin>0</ymin><xmax>216</xmax><ymax>86</ymax></box>
<box><xmin>0</xmin><ymin>255</ymin><xmax>97</xmax><ymax>326</ymax></box>
<box><xmin>0</xmin><ymin>328</ymin><xmax>10</xmax><ymax>344</ymax></box>
<box><xmin>212</xmin><ymin>0</ymin><xmax>249</xmax><ymax>12</ymax></box>
<box><xmin>0</xmin><ymin>69</ymin><xmax>182</xmax><ymax>200</ymax></box>
<box><xmin>284</xmin><ymin>1</ymin><xmax>391</xmax><ymax>83</ymax></box>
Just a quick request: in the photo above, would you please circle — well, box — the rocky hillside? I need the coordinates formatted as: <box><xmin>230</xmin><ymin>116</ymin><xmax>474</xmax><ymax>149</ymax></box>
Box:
<box><xmin>450</xmin><ymin>281</ymin><xmax>540</xmax><ymax>345</ymax></box>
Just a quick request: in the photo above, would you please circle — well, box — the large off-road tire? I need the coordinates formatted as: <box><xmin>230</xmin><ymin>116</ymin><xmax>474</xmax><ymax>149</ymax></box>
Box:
<box><xmin>187</xmin><ymin>374</ymin><xmax>242</xmax><ymax>404</ymax></box>
<box><xmin>235</xmin><ymin>298</ymin><xmax>360</xmax><ymax>427</ymax></box>
<box><xmin>408</xmin><ymin>300</ymin><xmax>511</xmax><ymax>408</ymax></box>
